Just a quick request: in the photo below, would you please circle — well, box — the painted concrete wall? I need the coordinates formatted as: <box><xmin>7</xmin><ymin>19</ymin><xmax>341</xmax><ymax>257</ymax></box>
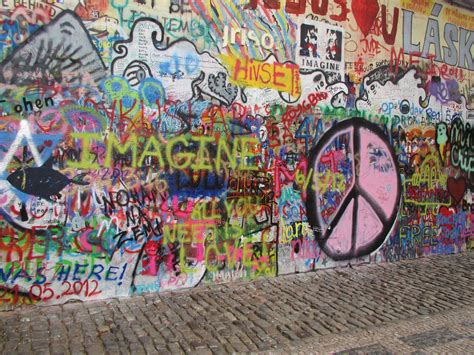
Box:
<box><xmin>0</xmin><ymin>0</ymin><xmax>472</xmax><ymax>308</ymax></box>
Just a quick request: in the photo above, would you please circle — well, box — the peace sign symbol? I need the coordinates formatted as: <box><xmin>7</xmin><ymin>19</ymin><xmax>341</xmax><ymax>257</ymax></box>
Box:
<box><xmin>306</xmin><ymin>119</ymin><xmax>401</xmax><ymax>261</ymax></box>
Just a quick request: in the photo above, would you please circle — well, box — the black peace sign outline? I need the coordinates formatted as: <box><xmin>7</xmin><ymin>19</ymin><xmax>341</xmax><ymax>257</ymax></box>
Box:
<box><xmin>306</xmin><ymin>118</ymin><xmax>401</xmax><ymax>261</ymax></box>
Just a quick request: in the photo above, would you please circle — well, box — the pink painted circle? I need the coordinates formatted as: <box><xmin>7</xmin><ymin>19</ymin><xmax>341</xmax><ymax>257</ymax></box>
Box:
<box><xmin>306</xmin><ymin>119</ymin><xmax>401</xmax><ymax>260</ymax></box>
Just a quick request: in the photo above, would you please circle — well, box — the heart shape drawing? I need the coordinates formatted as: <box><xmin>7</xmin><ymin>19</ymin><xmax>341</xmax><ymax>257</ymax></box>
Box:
<box><xmin>351</xmin><ymin>0</ymin><xmax>380</xmax><ymax>37</ymax></box>
<box><xmin>447</xmin><ymin>177</ymin><xmax>466</xmax><ymax>204</ymax></box>
<box><xmin>438</xmin><ymin>206</ymin><xmax>454</xmax><ymax>218</ymax></box>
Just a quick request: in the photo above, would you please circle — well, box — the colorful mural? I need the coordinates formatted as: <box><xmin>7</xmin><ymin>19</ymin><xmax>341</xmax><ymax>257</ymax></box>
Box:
<box><xmin>0</xmin><ymin>0</ymin><xmax>472</xmax><ymax>307</ymax></box>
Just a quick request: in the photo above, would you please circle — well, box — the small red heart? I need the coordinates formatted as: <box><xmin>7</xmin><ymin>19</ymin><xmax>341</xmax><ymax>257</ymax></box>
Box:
<box><xmin>44</xmin><ymin>140</ymin><xmax>52</xmax><ymax>147</ymax></box>
<box><xmin>438</xmin><ymin>206</ymin><xmax>454</xmax><ymax>217</ymax></box>
<box><xmin>351</xmin><ymin>0</ymin><xmax>380</xmax><ymax>37</ymax></box>
<box><xmin>447</xmin><ymin>177</ymin><xmax>466</xmax><ymax>205</ymax></box>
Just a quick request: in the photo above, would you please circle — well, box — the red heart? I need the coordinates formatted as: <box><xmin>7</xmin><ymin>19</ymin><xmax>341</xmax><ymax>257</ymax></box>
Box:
<box><xmin>447</xmin><ymin>177</ymin><xmax>466</xmax><ymax>205</ymax></box>
<box><xmin>438</xmin><ymin>206</ymin><xmax>454</xmax><ymax>217</ymax></box>
<box><xmin>351</xmin><ymin>0</ymin><xmax>380</xmax><ymax>37</ymax></box>
<box><xmin>44</xmin><ymin>140</ymin><xmax>52</xmax><ymax>147</ymax></box>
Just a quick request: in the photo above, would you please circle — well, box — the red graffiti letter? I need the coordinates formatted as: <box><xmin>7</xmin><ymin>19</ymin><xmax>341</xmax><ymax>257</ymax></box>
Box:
<box><xmin>285</xmin><ymin>0</ymin><xmax>306</xmax><ymax>14</ymax></box>
<box><xmin>245</xmin><ymin>0</ymin><xmax>258</xmax><ymax>9</ymax></box>
<box><xmin>311</xmin><ymin>0</ymin><xmax>328</xmax><ymax>16</ymax></box>
<box><xmin>264</xmin><ymin>0</ymin><xmax>281</xmax><ymax>9</ymax></box>
<box><xmin>245</xmin><ymin>0</ymin><xmax>280</xmax><ymax>9</ymax></box>
<box><xmin>382</xmin><ymin>5</ymin><xmax>399</xmax><ymax>45</ymax></box>
<box><xmin>330</xmin><ymin>0</ymin><xmax>349</xmax><ymax>22</ymax></box>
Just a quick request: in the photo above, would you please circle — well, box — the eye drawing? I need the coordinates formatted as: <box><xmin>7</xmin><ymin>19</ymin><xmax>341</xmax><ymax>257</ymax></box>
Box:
<box><xmin>123</xmin><ymin>60</ymin><xmax>152</xmax><ymax>87</ymax></box>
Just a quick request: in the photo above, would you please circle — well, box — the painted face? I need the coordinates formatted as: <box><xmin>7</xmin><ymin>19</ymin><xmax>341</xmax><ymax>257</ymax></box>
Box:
<box><xmin>145</xmin><ymin>241</ymin><xmax>159</xmax><ymax>256</ymax></box>
<box><xmin>436</xmin><ymin>123</ymin><xmax>448</xmax><ymax>144</ymax></box>
<box><xmin>313</xmin><ymin>73</ymin><xmax>326</xmax><ymax>92</ymax></box>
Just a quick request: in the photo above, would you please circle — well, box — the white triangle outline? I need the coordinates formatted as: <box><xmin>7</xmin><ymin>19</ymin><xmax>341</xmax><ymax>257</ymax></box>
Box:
<box><xmin>0</xmin><ymin>120</ymin><xmax>43</xmax><ymax>174</ymax></box>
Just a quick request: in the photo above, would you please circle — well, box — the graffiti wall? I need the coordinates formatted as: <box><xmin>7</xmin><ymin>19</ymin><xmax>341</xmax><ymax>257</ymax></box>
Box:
<box><xmin>0</xmin><ymin>0</ymin><xmax>472</xmax><ymax>307</ymax></box>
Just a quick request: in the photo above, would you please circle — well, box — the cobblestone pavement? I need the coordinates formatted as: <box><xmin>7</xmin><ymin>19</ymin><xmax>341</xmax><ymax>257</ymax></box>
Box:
<box><xmin>0</xmin><ymin>252</ymin><xmax>472</xmax><ymax>354</ymax></box>
<box><xmin>270</xmin><ymin>305</ymin><xmax>474</xmax><ymax>354</ymax></box>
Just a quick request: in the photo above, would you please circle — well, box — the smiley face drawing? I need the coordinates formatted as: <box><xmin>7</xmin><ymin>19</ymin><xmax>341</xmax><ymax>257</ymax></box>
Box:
<box><xmin>436</xmin><ymin>122</ymin><xmax>448</xmax><ymax>162</ymax></box>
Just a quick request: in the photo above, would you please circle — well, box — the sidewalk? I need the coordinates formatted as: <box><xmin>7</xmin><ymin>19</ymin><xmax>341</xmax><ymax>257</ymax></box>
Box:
<box><xmin>0</xmin><ymin>252</ymin><xmax>472</xmax><ymax>354</ymax></box>
<box><xmin>274</xmin><ymin>306</ymin><xmax>474</xmax><ymax>354</ymax></box>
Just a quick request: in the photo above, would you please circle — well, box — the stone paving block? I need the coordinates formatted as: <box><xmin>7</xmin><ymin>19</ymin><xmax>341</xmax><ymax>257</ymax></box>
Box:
<box><xmin>154</xmin><ymin>344</ymin><xmax>171</xmax><ymax>355</ymax></box>
<box><xmin>143</xmin><ymin>343</ymin><xmax>158</xmax><ymax>354</ymax></box>
<box><xmin>399</xmin><ymin>327</ymin><xmax>464</xmax><ymax>349</ymax></box>
<box><xmin>462</xmin><ymin>321</ymin><xmax>474</xmax><ymax>328</ymax></box>
<box><xmin>129</xmin><ymin>341</ymin><xmax>146</xmax><ymax>353</ymax></box>
<box><xmin>335</xmin><ymin>342</ymin><xmax>393</xmax><ymax>354</ymax></box>
<box><xmin>209</xmin><ymin>345</ymin><xmax>227</xmax><ymax>355</ymax></box>
<box><xmin>85</xmin><ymin>345</ymin><xmax>105</xmax><ymax>354</ymax></box>
<box><xmin>166</xmin><ymin>341</ymin><xmax>184</xmax><ymax>354</ymax></box>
